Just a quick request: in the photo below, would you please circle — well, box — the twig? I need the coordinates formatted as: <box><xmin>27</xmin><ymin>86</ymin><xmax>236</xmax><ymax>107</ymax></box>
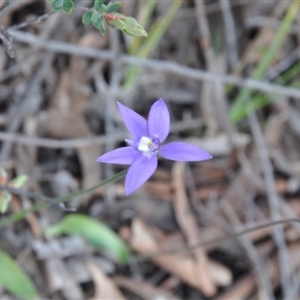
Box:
<box><xmin>246</xmin><ymin>16</ymin><xmax>300</xmax><ymax>35</ymax></box>
<box><xmin>0</xmin><ymin>0</ymin><xmax>14</xmax><ymax>18</ymax></box>
<box><xmin>132</xmin><ymin>218</ymin><xmax>300</xmax><ymax>263</ymax></box>
<box><xmin>265</xmin><ymin>48</ymin><xmax>300</xmax><ymax>81</ymax></box>
<box><xmin>0</xmin><ymin>54</ymin><xmax>53</xmax><ymax>163</ymax></box>
<box><xmin>8</xmin><ymin>11</ymin><xmax>56</xmax><ymax>31</ymax></box>
<box><xmin>248</xmin><ymin>110</ymin><xmax>292</xmax><ymax>298</ymax></box>
<box><xmin>5</xmin><ymin>6</ymin><xmax>90</xmax><ymax>32</ymax></box>
<box><xmin>7</xmin><ymin>29</ymin><xmax>300</xmax><ymax>99</ymax></box>
<box><xmin>0</xmin><ymin>53</ymin><xmax>38</xmax><ymax>81</ymax></box>
<box><xmin>172</xmin><ymin>162</ymin><xmax>215</xmax><ymax>296</ymax></box>
<box><xmin>220</xmin><ymin>0</ymin><xmax>238</xmax><ymax>69</ymax></box>
<box><xmin>221</xmin><ymin>200</ymin><xmax>274</xmax><ymax>299</ymax></box>
<box><xmin>194</xmin><ymin>0</ymin><xmax>219</xmax><ymax>134</ymax></box>
<box><xmin>0</xmin><ymin>119</ymin><xmax>203</xmax><ymax>149</ymax></box>
<box><xmin>0</xmin><ymin>28</ymin><xmax>15</xmax><ymax>58</ymax></box>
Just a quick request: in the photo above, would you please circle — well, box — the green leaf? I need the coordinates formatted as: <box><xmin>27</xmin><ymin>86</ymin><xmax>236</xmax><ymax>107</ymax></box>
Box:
<box><xmin>91</xmin><ymin>12</ymin><xmax>107</xmax><ymax>35</ymax></box>
<box><xmin>94</xmin><ymin>0</ymin><xmax>105</xmax><ymax>11</ymax></box>
<box><xmin>105</xmin><ymin>2</ymin><xmax>121</xmax><ymax>13</ymax></box>
<box><xmin>82</xmin><ymin>11</ymin><xmax>93</xmax><ymax>24</ymax></box>
<box><xmin>95</xmin><ymin>18</ymin><xmax>107</xmax><ymax>35</ymax></box>
<box><xmin>123</xmin><ymin>27</ymin><xmax>148</xmax><ymax>37</ymax></box>
<box><xmin>63</xmin><ymin>0</ymin><xmax>74</xmax><ymax>13</ymax></box>
<box><xmin>91</xmin><ymin>12</ymin><xmax>101</xmax><ymax>24</ymax></box>
<box><xmin>108</xmin><ymin>18</ymin><xmax>126</xmax><ymax>30</ymax></box>
<box><xmin>9</xmin><ymin>175</ymin><xmax>28</xmax><ymax>189</ymax></box>
<box><xmin>0</xmin><ymin>191</ymin><xmax>12</xmax><ymax>214</ymax></box>
<box><xmin>47</xmin><ymin>214</ymin><xmax>130</xmax><ymax>264</ymax></box>
<box><xmin>122</xmin><ymin>17</ymin><xmax>148</xmax><ymax>37</ymax></box>
<box><xmin>52</xmin><ymin>0</ymin><xmax>63</xmax><ymax>12</ymax></box>
<box><xmin>123</xmin><ymin>16</ymin><xmax>138</xmax><ymax>27</ymax></box>
<box><xmin>55</xmin><ymin>0</ymin><xmax>63</xmax><ymax>7</ymax></box>
<box><xmin>50</xmin><ymin>0</ymin><xmax>74</xmax><ymax>13</ymax></box>
<box><xmin>0</xmin><ymin>248</ymin><xmax>38</xmax><ymax>299</ymax></box>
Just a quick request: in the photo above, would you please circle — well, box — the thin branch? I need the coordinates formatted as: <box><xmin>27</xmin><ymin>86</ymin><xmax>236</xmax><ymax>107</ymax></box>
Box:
<box><xmin>248</xmin><ymin>110</ymin><xmax>292</xmax><ymax>298</ymax></box>
<box><xmin>0</xmin><ymin>119</ymin><xmax>203</xmax><ymax>149</ymax></box>
<box><xmin>132</xmin><ymin>218</ymin><xmax>300</xmax><ymax>264</ymax></box>
<box><xmin>0</xmin><ymin>28</ymin><xmax>15</xmax><ymax>58</ymax></box>
<box><xmin>0</xmin><ymin>53</ymin><xmax>54</xmax><ymax>163</ymax></box>
<box><xmin>265</xmin><ymin>48</ymin><xmax>300</xmax><ymax>81</ymax></box>
<box><xmin>246</xmin><ymin>16</ymin><xmax>299</xmax><ymax>35</ymax></box>
<box><xmin>7</xmin><ymin>29</ymin><xmax>300</xmax><ymax>99</ymax></box>
<box><xmin>221</xmin><ymin>199</ymin><xmax>274</xmax><ymax>299</ymax></box>
<box><xmin>0</xmin><ymin>0</ymin><xmax>15</xmax><ymax>18</ymax></box>
<box><xmin>5</xmin><ymin>6</ymin><xmax>90</xmax><ymax>32</ymax></box>
<box><xmin>8</xmin><ymin>11</ymin><xmax>56</xmax><ymax>31</ymax></box>
<box><xmin>220</xmin><ymin>0</ymin><xmax>238</xmax><ymax>69</ymax></box>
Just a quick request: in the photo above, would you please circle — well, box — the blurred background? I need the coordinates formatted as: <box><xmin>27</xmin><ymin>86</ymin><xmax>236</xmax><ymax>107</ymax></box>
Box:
<box><xmin>1</xmin><ymin>0</ymin><xmax>300</xmax><ymax>299</ymax></box>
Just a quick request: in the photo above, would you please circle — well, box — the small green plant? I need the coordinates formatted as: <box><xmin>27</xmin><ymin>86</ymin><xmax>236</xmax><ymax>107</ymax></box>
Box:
<box><xmin>47</xmin><ymin>0</ymin><xmax>147</xmax><ymax>37</ymax></box>
<box><xmin>0</xmin><ymin>168</ymin><xmax>27</xmax><ymax>214</ymax></box>
<box><xmin>47</xmin><ymin>0</ymin><xmax>75</xmax><ymax>14</ymax></box>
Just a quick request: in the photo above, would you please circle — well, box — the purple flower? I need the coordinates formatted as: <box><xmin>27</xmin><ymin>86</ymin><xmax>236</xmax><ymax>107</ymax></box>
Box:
<box><xmin>96</xmin><ymin>98</ymin><xmax>212</xmax><ymax>195</ymax></box>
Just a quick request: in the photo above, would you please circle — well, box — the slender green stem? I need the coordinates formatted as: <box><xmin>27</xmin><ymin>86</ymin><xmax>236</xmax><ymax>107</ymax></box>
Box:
<box><xmin>0</xmin><ymin>169</ymin><xmax>128</xmax><ymax>229</ymax></box>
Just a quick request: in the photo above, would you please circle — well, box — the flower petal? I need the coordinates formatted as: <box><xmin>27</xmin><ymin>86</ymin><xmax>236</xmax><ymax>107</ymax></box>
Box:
<box><xmin>117</xmin><ymin>102</ymin><xmax>148</xmax><ymax>137</ymax></box>
<box><xmin>125</xmin><ymin>155</ymin><xmax>157</xmax><ymax>195</ymax></box>
<box><xmin>125</xmin><ymin>138</ymin><xmax>140</xmax><ymax>148</ymax></box>
<box><xmin>96</xmin><ymin>147</ymin><xmax>141</xmax><ymax>165</ymax></box>
<box><xmin>148</xmin><ymin>98</ymin><xmax>170</xmax><ymax>143</ymax></box>
<box><xmin>159</xmin><ymin>142</ymin><xmax>212</xmax><ymax>162</ymax></box>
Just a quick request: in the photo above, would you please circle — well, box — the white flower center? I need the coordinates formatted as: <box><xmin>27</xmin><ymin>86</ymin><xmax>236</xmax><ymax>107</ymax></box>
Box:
<box><xmin>138</xmin><ymin>136</ymin><xmax>152</xmax><ymax>152</ymax></box>
<box><xmin>137</xmin><ymin>136</ymin><xmax>160</xmax><ymax>157</ymax></box>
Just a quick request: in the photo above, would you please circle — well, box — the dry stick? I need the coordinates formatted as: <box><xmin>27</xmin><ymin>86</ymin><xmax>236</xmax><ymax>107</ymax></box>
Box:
<box><xmin>266</xmin><ymin>48</ymin><xmax>300</xmax><ymax>81</ymax></box>
<box><xmin>8</xmin><ymin>11</ymin><xmax>56</xmax><ymax>31</ymax></box>
<box><xmin>0</xmin><ymin>1</ymin><xmax>52</xmax><ymax>56</ymax></box>
<box><xmin>246</xmin><ymin>16</ymin><xmax>300</xmax><ymax>35</ymax></box>
<box><xmin>194</xmin><ymin>0</ymin><xmax>218</xmax><ymax>135</ymax></box>
<box><xmin>0</xmin><ymin>54</ymin><xmax>53</xmax><ymax>163</ymax></box>
<box><xmin>132</xmin><ymin>218</ymin><xmax>300</xmax><ymax>264</ymax></box>
<box><xmin>7</xmin><ymin>29</ymin><xmax>300</xmax><ymax>99</ymax></box>
<box><xmin>172</xmin><ymin>162</ymin><xmax>215</xmax><ymax>296</ymax></box>
<box><xmin>279</xmin><ymin>197</ymin><xmax>300</xmax><ymax>298</ymax></box>
<box><xmin>248</xmin><ymin>111</ymin><xmax>292</xmax><ymax>298</ymax></box>
<box><xmin>0</xmin><ymin>53</ymin><xmax>39</xmax><ymax>82</ymax></box>
<box><xmin>221</xmin><ymin>200</ymin><xmax>274</xmax><ymax>300</ymax></box>
<box><xmin>0</xmin><ymin>28</ymin><xmax>15</xmax><ymax>58</ymax></box>
<box><xmin>3</xmin><ymin>6</ymin><xmax>88</xmax><ymax>32</ymax></box>
<box><xmin>220</xmin><ymin>0</ymin><xmax>238</xmax><ymax>69</ymax></box>
<box><xmin>0</xmin><ymin>119</ymin><xmax>203</xmax><ymax>149</ymax></box>
<box><xmin>195</xmin><ymin>0</ymin><xmax>237</xmax><ymax>158</ymax></box>
<box><xmin>0</xmin><ymin>0</ymin><xmax>14</xmax><ymax>18</ymax></box>
<box><xmin>222</xmin><ymin>151</ymin><xmax>274</xmax><ymax>299</ymax></box>
<box><xmin>0</xmin><ymin>12</ymin><xmax>67</xmax><ymax>163</ymax></box>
